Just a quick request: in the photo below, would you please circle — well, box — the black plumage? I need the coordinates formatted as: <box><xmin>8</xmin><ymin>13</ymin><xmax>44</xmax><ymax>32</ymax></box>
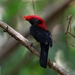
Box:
<box><xmin>24</xmin><ymin>16</ymin><xmax>52</xmax><ymax>68</ymax></box>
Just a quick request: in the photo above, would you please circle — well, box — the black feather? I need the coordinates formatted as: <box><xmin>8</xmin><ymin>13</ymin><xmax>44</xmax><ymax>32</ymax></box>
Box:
<box><xmin>40</xmin><ymin>43</ymin><xmax>49</xmax><ymax>68</ymax></box>
<box><xmin>29</xmin><ymin>18</ymin><xmax>52</xmax><ymax>68</ymax></box>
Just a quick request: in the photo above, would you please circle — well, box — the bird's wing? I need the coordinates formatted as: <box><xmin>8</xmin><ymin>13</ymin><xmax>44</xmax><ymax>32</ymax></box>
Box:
<box><xmin>30</xmin><ymin>26</ymin><xmax>49</xmax><ymax>45</ymax></box>
<box><xmin>48</xmin><ymin>31</ymin><xmax>52</xmax><ymax>47</ymax></box>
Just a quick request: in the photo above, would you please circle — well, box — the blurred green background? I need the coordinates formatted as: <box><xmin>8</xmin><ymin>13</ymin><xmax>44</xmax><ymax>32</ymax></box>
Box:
<box><xmin>0</xmin><ymin>0</ymin><xmax>75</xmax><ymax>75</ymax></box>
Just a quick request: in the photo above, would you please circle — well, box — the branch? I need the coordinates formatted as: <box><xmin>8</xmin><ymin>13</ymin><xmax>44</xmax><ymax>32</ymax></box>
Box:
<box><xmin>65</xmin><ymin>15</ymin><xmax>75</xmax><ymax>48</ymax></box>
<box><xmin>0</xmin><ymin>20</ymin><xmax>70</xmax><ymax>75</ymax></box>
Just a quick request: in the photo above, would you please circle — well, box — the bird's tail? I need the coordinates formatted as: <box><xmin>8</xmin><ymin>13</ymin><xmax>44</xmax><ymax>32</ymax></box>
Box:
<box><xmin>40</xmin><ymin>43</ymin><xmax>49</xmax><ymax>68</ymax></box>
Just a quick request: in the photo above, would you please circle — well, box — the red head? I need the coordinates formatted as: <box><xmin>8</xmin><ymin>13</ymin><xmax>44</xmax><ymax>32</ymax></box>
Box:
<box><xmin>23</xmin><ymin>15</ymin><xmax>48</xmax><ymax>30</ymax></box>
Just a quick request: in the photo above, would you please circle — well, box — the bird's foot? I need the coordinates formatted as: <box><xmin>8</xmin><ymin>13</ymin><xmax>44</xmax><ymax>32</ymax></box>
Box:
<box><xmin>30</xmin><ymin>42</ymin><xmax>34</xmax><ymax>47</ymax></box>
<box><xmin>3</xmin><ymin>26</ymin><xmax>8</xmax><ymax>32</ymax></box>
<box><xmin>30</xmin><ymin>41</ymin><xmax>37</xmax><ymax>47</ymax></box>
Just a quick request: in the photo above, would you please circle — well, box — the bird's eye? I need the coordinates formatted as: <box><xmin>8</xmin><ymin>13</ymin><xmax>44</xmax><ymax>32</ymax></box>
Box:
<box><xmin>34</xmin><ymin>18</ymin><xmax>42</xmax><ymax>24</ymax></box>
<box><xmin>31</xmin><ymin>18</ymin><xmax>35</xmax><ymax>21</ymax></box>
<box><xmin>30</xmin><ymin>18</ymin><xmax>42</xmax><ymax>24</ymax></box>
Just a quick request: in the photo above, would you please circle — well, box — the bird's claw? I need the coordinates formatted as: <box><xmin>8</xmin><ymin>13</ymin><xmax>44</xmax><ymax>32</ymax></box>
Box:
<box><xmin>4</xmin><ymin>26</ymin><xmax>8</xmax><ymax>32</ymax></box>
<box><xmin>30</xmin><ymin>42</ymin><xmax>34</xmax><ymax>47</ymax></box>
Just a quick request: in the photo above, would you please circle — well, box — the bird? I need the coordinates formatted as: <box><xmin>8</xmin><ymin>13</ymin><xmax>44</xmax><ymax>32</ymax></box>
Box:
<box><xmin>23</xmin><ymin>15</ymin><xmax>52</xmax><ymax>68</ymax></box>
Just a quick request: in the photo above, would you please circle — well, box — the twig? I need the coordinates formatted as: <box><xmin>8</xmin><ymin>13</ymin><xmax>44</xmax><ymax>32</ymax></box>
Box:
<box><xmin>65</xmin><ymin>15</ymin><xmax>75</xmax><ymax>48</ymax></box>
<box><xmin>67</xmin><ymin>32</ymin><xmax>75</xmax><ymax>38</ymax></box>
<box><xmin>69</xmin><ymin>43</ymin><xmax>75</xmax><ymax>48</ymax></box>
<box><xmin>32</xmin><ymin>0</ymin><xmax>35</xmax><ymax>14</ymax></box>
<box><xmin>0</xmin><ymin>20</ymin><xmax>70</xmax><ymax>75</ymax></box>
<box><xmin>65</xmin><ymin>15</ymin><xmax>72</xmax><ymax>34</ymax></box>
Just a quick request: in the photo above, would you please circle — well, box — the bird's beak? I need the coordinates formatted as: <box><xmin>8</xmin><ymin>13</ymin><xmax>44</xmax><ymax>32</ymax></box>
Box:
<box><xmin>23</xmin><ymin>16</ymin><xmax>28</xmax><ymax>20</ymax></box>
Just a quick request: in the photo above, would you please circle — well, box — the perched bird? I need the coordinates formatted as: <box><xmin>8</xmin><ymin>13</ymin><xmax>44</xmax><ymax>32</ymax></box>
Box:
<box><xmin>23</xmin><ymin>15</ymin><xmax>52</xmax><ymax>68</ymax></box>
